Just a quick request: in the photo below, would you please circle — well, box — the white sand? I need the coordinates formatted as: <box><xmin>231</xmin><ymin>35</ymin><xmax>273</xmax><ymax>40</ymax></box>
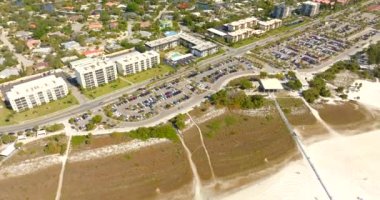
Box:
<box><xmin>347</xmin><ymin>80</ymin><xmax>380</xmax><ymax>110</ymax></box>
<box><xmin>220</xmin><ymin>130</ymin><xmax>380</xmax><ymax>200</ymax></box>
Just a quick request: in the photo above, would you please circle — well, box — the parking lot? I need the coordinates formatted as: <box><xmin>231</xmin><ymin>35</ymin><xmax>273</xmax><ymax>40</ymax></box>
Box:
<box><xmin>102</xmin><ymin>57</ymin><xmax>255</xmax><ymax>123</ymax></box>
<box><xmin>257</xmin><ymin>11</ymin><xmax>380</xmax><ymax>70</ymax></box>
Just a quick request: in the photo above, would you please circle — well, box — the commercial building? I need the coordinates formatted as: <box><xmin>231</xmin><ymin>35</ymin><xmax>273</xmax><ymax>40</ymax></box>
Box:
<box><xmin>272</xmin><ymin>3</ymin><xmax>291</xmax><ymax>19</ymax></box>
<box><xmin>115</xmin><ymin>50</ymin><xmax>160</xmax><ymax>76</ymax></box>
<box><xmin>73</xmin><ymin>58</ymin><xmax>118</xmax><ymax>89</ymax></box>
<box><xmin>300</xmin><ymin>1</ymin><xmax>320</xmax><ymax>17</ymax></box>
<box><xmin>145</xmin><ymin>33</ymin><xmax>219</xmax><ymax>57</ymax></box>
<box><xmin>5</xmin><ymin>75</ymin><xmax>69</xmax><ymax>112</ymax></box>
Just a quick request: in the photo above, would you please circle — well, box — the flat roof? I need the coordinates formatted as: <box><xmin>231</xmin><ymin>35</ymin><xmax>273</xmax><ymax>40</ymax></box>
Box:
<box><xmin>260</xmin><ymin>78</ymin><xmax>284</xmax><ymax>90</ymax></box>
<box><xmin>227</xmin><ymin>28</ymin><xmax>253</xmax><ymax>37</ymax></box>
<box><xmin>207</xmin><ymin>28</ymin><xmax>227</xmax><ymax>36</ymax></box>
<box><xmin>179</xmin><ymin>33</ymin><xmax>205</xmax><ymax>46</ymax></box>
<box><xmin>192</xmin><ymin>42</ymin><xmax>218</xmax><ymax>51</ymax></box>
<box><xmin>0</xmin><ymin>143</ymin><xmax>16</xmax><ymax>157</ymax></box>
<box><xmin>226</xmin><ymin>17</ymin><xmax>258</xmax><ymax>27</ymax></box>
<box><xmin>6</xmin><ymin>75</ymin><xmax>66</xmax><ymax>99</ymax></box>
<box><xmin>145</xmin><ymin>35</ymin><xmax>180</xmax><ymax>47</ymax></box>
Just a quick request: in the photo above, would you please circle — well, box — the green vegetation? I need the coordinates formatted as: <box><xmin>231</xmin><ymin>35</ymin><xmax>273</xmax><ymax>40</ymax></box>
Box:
<box><xmin>71</xmin><ymin>134</ymin><xmax>93</xmax><ymax>147</ymax></box>
<box><xmin>204</xmin><ymin>114</ymin><xmax>239</xmax><ymax>138</ymax></box>
<box><xmin>170</xmin><ymin>114</ymin><xmax>187</xmax><ymax>130</ymax></box>
<box><xmin>302</xmin><ymin>60</ymin><xmax>367</xmax><ymax>103</ymax></box>
<box><xmin>128</xmin><ymin>124</ymin><xmax>178</xmax><ymax>141</ymax></box>
<box><xmin>82</xmin><ymin>79</ymin><xmax>131</xmax><ymax>99</ymax></box>
<box><xmin>228</xmin><ymin>76</ymin><xmax>254</xmax><ymax>90</ymax></box>
<box><xmin>367</xmin><ymin>41</ymin><xmax>380</xmax><ymax>65</ymax></box>
<box><xmin>210</xmin><ymin>89</ymin><xmax>265</xmax><ymax>109</ymax></box>
<box><xmin>43</xmin><ymin>134</ymin><xmax>67</xmax><ymax>155</ymax></box>
<box><xmin>44</xmin><ymin>123</ymin><xmax>65</xmax><ymax>132</ymax></box>
<box><xmin>286</xmin><ymin>71</ymin><xmax>302</xmax><ymax>91</ymax></box>
<box><xmin>91</xmin><ymin>115</ymin><xmax>103</xmax><ymax>124</ymax></box>
<box><xmin>124</xmin><ymin>64</ymin><xmax>174</xmax><ymax>83</ymax></box>
<box><xmin>1</xmin><ymin>134</ymin><xmax>17</xmax><ymax>144</ymax></box>
<box><xmin>0</xmin><ymin>94</ymin><xmax>78</xmax><ymax>126</ymax></box>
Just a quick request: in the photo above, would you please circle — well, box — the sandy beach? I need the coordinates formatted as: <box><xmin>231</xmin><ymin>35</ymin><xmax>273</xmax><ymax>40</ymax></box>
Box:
<box><xmin>221</xmin><ymin>79</ymin><xmax>380</xmax><ymax>200</ymax></box>
<box><xmin>220</xmin><ymin>129</ymin><xmax>380</xmax><ymax>200</ymax></box>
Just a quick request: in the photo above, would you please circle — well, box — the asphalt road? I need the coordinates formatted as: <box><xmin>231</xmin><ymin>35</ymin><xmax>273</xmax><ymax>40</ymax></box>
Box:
<box><xmin>0</xmin><ymin>4</ymin><xmax>372</xmax><ymax>133</ymax></box>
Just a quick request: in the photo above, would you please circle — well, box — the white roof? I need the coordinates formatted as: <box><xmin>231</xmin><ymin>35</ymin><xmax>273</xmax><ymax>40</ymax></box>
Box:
<box><xmin>0</xmin><ymin>143</ymin><xmax>16</xmax><ymax>157</ymax></box>
<box><xmin>6</xmin><ymin>75</ymin><xmax>66</xmax><ymax>99</ymax></box>
<box><xmin>260</xmin><ymin>78</ymin><xmax>284</xmax><ymax>90</ymax></box>
<box><xmin>207</xmin><ymin>28</ymin><xmax>227</xmax><ymax>37</ymax></box>
<box><xmin>115</xmin><ymin>50</ymin><xmax>159</xmax><ymax>65</ymax></box>
<box><xmin>227</xmin><ymin>28</ymin><xmax>253</xmax><ymax>37</ymax></box>
<box><xmin>145</xmin><ymin>35</ymin><xmax>180</xmax><ymax>47</ymax></box>
<box><xmin>73</xmin><ymin>58</ymin><xmax>114</xmax><ymax>74</ymax></box>
<box><xmin>226</xmin><ymin>17</ymin><xmax>258</xmax><ymax>27</ymax></box>
<box><xmin>192</xmin><ymin>42</ymin><xmax>218</xmax><ymax>52</ymax></box>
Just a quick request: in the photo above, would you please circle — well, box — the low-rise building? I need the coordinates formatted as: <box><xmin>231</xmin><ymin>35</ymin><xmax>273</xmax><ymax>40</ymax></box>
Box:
<box><xmin>115</xmin><ymin>51</ymin><xmax>160</xmax><ymax>76</ymax></box>
<box><xmin>145</xmin><ymin>33</ymin><xmax>219</xmax><ymax>58</ymax></box>
<box><xmin>61</xmin><ymin>41</ymin><xmax>81</xmax><ymax>51</ymax></box>
<box><xmin>145</xmin><ymin>35</ymin><xmax>180</xmax><ymax>51</ymax></box>
<box><xmin>224</xmin><ymin>17</ymin><xmax>258</xmax><ymax>32</ymax></box>
<box><xmin>73</xmin><ymin>58</ymin><xmax>118</xmax><ymax>89</ymax></box>
<box><xmin>259</xmin><ymin>78</ymin><xmax>284</xmax><ymax>92</ymax></box>
<box><xmin>258</xmin><ymin>19</ymin><xmax>283</xmax><ymax>31</ymax></box>
<box><xmin>5</xmin><ymin>75</ymin><xmax>69</xmax><ymax>112</ymax></box>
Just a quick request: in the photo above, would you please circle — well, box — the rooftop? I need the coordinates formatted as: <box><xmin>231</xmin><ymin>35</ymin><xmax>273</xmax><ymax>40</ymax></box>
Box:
<box><xmin>6</xmin><ymin>75</ymin><xmax>66</xmax><ymax>99</ymax></box>
<box><xmin>260</xmin><ymin>78</ymin><xmax>284</xmax><ymax>90</ymax></box>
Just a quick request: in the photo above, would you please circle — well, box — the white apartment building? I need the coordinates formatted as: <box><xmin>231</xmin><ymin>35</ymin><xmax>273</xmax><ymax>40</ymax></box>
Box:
<box><xmin>224</xmin><ymin>17</ymin><xmax>258</xmax><ymax>32</ymax></box>
<box><xmin>73</xmin><ymin>58</ymin><xmax>118</xmax><ymax>89</ymax></box>
<box><xmin>5</xmin><ymin>75</ymin><xmax>69</xmax><ymax>112</ymax></box>
<box><xmin>115</xmin><ymin>50</ymin><xmax>160</xmax><ymax>76</ymax></box>
<box><xmin>145</xmin><ymin>33</ymin><xmax>219</xmax><ymax>58</ymax></box>
<box><xmin>258</xmin><ymin>19</ymin><xmax>283</xmax><ymax>31</ymax></box>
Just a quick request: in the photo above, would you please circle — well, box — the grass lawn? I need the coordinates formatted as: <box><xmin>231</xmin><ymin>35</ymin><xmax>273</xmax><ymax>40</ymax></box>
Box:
<box><xmin>195</xmin><ymin>49</ymin><xmax>225</xmax><ymax>63</ymax></box>
<box><xmin>82</xmin><ymin>79</ymin><xmax>131</xmax><ymax>99</ymax></box>
<box><xmin>0</xmin><ymin>94</ymin><xmax>78</xmax><ymax>126</ymax></box>
<box><xmin>123</xmin><ymin>64</ymin><xmax>174</xmax><ymax>84</ymax></box>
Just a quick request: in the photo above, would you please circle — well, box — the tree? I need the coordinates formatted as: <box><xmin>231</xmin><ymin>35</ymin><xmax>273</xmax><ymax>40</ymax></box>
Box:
<box><xmin>86</xmin><ymin>122</ymin><xmax>96</xmax><ymax>131</ymax></box>
<box><xmin>126</xmin><ymin>2</ymin><xmax>139</xmax><ymax>12</ymax></box>
<box><xmin>287</xmin><ymin>79</ymin><xmax>302</xmax><ymax>90</ymax></box>
<box><xmin>239</xmin><ymin>79</ymin><xmax>253</xmax><ymax>90</ymax></box>
<box><xmin>171</xmin><ymin>114</ymin><xmax>186</xmax><ymax>130</ymax></box>
<box><xmin>1</xmin><ymin>135</ymin><xmax>17</xmax><ymax>144</ymax></box>
<box><xmin>302</xmin><ymin>89</ymin><xmax>320</xmax><ymax>103</ymax></box>
<box><xmin>260</xmin><ymin>71</ymin><xmax>268</xmax><ymax>79</ymax></box>
<box><xmin>91</xmin><ymin>115</ymin><xmax>103</xmax><ymax>124</ymax></box>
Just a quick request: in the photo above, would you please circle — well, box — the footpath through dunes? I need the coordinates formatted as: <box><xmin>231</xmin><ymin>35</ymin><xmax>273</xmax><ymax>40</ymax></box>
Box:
<box><xmin>61</xmin><ymin>141</ymin><xmax>193</xmax><ymax>200</ymax></box>
<box><xmin>182</xmin><ymin>101</ymin><xmax>300</xmax><ymax>195</ymax></box>
<box><xmin>0</xmin><ymin>164</ymin><xmax>61</xmax><ymax>200</ymax></box>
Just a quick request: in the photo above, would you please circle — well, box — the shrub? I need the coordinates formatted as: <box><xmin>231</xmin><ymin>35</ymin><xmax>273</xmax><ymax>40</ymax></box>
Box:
<box><xmin>45</xmin><ymin>123</ymin><xmax>65</xmax><ymax>132</ymax></box>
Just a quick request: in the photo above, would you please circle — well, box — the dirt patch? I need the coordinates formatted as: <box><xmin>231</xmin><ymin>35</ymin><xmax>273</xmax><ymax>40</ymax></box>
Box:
<box><xmin>331</xmin><ymin>70</ymin><xmax>359</xmax><ymax>88</ymax></box>
<box><xmin>315</xmin><ymin>101</ymin><xmax>380</xmax><ymax>134</ymax></box>
<box><xmin>61</xmin><ymin>142</ymin><xmax>193</xmax><ymax>200</ymax></box>
<box><xmin>0</xmin><ymin>164</ymin><xmax>60</xmax><ymax>200</ymax></box>
<box><xmin>277</xmin><ymin>98</ymin><xmax>317</xmax><ymax>126</ymax></box>
<box><xmin>2</xmin><ymin>134</ymin><xmax>67</xmax><ymax>166</ymax></box>
<box><xmin>184</xmin><ymin>109</ymin><xmax>298</xmax><ymax>182</ymax></box>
